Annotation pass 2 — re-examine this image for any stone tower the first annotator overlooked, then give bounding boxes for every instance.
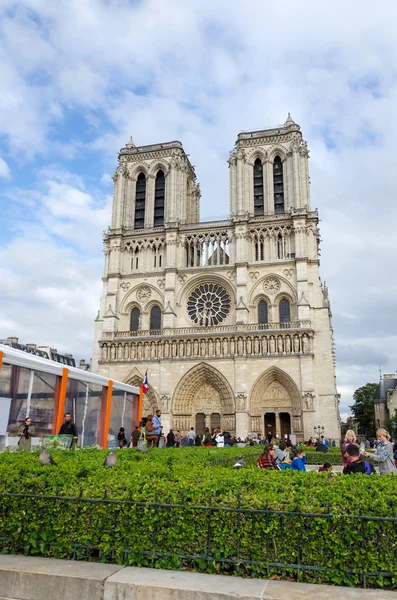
[92,116,341,442]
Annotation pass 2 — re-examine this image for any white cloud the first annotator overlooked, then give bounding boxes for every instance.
[0,157,10,178]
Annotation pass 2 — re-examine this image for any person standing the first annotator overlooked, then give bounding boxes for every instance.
[365,428,397,474]
[187,427,195,446]
[58,413,77,437]
[174,430,181,448]
[17,418,35,451]
[130,426,141,447]
[166,429,175,448]
[152,409,162,447]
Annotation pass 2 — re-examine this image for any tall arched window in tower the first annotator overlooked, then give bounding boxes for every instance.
[130,307,140,332]
[150,305,162,332]
[279,298,291,324]
[154,170,165,227]
[134,172,146,229]
[253,158,264,216]
[273,156,284,214]
[258,300,268,325]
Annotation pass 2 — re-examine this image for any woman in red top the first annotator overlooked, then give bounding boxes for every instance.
[257,444,275,469]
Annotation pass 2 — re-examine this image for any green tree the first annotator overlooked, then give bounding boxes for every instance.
[350,383,378,438]
[384,414,397,437]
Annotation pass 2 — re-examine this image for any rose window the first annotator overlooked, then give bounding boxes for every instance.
[187,283,231,326]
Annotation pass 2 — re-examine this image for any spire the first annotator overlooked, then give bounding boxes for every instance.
[125,136,135,148]
[284,113,295,126]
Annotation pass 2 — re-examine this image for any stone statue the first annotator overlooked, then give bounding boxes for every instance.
[158,343,163,359]
[277,337,284,354]
[124,345,130,360]
[131,344,136,359]
[302,334,309,353]
[261,336,267,354]
[215,339,221,355]
[285,336,291,354]
[208,339,214,356]
[137,344,142,359]
[294,335,300,353]
[102,345,108,360]
[304,393,314,411]
[236,394,246,411]
[269,336,276,354]
[246,337,252,354]
[164,341,170,358]
[230,338,235,355]
[179,340,185,357]
[237,337,244,355]
[144,343,150,359]
[254,337,260,354]
[193,339,199,356]
[110,345,116,360]
[186,340,192,357]
[223,338,229,355]
[171,341,177,357]
[151,342,157,358]
[200,339,206,356]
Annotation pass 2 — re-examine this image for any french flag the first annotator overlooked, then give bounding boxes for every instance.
[141,370,149,393]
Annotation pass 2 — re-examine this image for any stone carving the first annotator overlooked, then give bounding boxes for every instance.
[302,334,309,353]
[283,268,294,278]
[99,332,312,363]
[120,282,131,292]
[160,395,170,412]
[178,274,187,283]
[137,286,152,301]
[292,416,302,431]
[157,279,165,289]
[249,271,260,281]
[236,393,246,411]
[303,392,314,412]
[227,270,236,280]
[263,277,281,295]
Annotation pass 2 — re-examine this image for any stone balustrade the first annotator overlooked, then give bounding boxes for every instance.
[99,328,313,363]
[101,321,311,340]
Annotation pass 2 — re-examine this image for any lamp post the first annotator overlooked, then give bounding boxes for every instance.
[313,425,325,441]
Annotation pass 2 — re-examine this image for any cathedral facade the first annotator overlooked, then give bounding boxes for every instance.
[92,115,341,442]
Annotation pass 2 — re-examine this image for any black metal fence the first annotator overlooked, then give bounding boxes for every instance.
[0,491,396,589]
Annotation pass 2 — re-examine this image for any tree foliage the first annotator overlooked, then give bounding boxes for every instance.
[350,383,378,438]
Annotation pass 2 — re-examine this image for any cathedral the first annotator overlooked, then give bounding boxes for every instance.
[92,115,341,442]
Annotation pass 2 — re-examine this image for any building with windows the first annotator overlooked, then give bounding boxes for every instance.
[373,373,397,430]
[92,115,340,442]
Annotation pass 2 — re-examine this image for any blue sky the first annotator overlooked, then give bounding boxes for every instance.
[1,0,397,419]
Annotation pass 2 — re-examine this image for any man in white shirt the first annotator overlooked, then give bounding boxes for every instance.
[187,427,195,446]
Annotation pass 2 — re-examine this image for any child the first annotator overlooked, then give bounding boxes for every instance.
[318,462,332,472]
[364,428,397,474]
[343,444,375,474]
[291,449,306,471]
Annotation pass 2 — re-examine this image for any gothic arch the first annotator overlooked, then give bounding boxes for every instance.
[250,366,301,417]
[149,161,170,177]
[246,148,267,166]
[248,273,297,307]
[172,362,235,416]
[267,146,288,163]
[130,163,150,179]
[120,283,165,314]
[124,368,159,415]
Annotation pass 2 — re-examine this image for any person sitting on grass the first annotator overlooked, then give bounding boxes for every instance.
[257,444,275,469]
[291,449,306,471]
[343,443,375,475]
[318,462,332,472]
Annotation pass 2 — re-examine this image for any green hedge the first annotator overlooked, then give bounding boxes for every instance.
[0,447,396,588]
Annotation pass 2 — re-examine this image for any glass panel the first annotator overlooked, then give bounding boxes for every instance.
[108,391,138,448]
[130,307,140,332]
[65,379,104,447]
[258,301,268,324]
[279,299,291,323]
[150,306,161,331]
[29,371,57,436]
[6,366,32,435]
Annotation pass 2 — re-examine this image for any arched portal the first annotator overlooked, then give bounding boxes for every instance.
[250,367,302,439]
[125,374,158,418]
[172,363,235,433]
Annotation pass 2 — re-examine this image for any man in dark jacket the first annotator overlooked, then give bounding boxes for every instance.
[58,413,77,437]
[343,444,375,475]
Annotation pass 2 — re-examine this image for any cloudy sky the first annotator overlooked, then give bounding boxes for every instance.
[1,0,396,418]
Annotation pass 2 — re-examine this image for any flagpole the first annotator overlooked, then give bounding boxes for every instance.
[138,386,143,430]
